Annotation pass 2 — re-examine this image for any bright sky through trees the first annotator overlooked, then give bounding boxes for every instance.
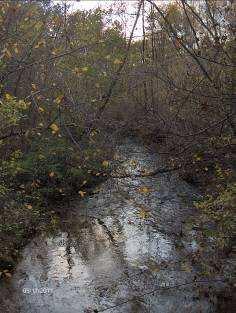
[53,0,171,39]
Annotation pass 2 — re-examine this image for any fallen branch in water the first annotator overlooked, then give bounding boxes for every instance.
[110,164,182,179]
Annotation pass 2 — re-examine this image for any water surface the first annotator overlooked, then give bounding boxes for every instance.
[0,139,219,313]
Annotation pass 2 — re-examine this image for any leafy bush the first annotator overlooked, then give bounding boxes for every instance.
[0,124,110,267]
[193,183,235,249]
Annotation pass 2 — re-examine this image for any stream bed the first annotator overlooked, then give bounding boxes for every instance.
[0,139,227,312]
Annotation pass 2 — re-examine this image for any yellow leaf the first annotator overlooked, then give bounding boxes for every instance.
[194,153,202,161]
[25,204,32,209]
[34,40,45,49]
[5,93,12,101]
[90,130,97,137]
[138,209,150,219]
[54,95,64,104]
[102,160,109,167]
[78,190,86,197]
[5,49,12,58]
[51,47,61,55]
[139,186,150,194]
[31,83,37,90]
[141,169,150,176]
[113,58,122,65]
[82,66,88,72]
[38,106,44,113]
[50,123,59,133]
[49,171,55,178]
[74,67,82,76]
[18,100,28,110]
[130,160,137,166]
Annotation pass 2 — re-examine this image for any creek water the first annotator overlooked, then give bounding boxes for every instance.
[0,139,224,312]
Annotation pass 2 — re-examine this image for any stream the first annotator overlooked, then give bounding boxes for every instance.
[0,139,226,313]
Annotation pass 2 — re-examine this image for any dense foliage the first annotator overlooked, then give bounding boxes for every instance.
[0,0,235,276]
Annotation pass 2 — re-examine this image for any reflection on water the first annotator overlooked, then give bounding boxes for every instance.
[0,140,216,313]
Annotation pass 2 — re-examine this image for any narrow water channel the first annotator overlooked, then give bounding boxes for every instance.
[0,140,223,312]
